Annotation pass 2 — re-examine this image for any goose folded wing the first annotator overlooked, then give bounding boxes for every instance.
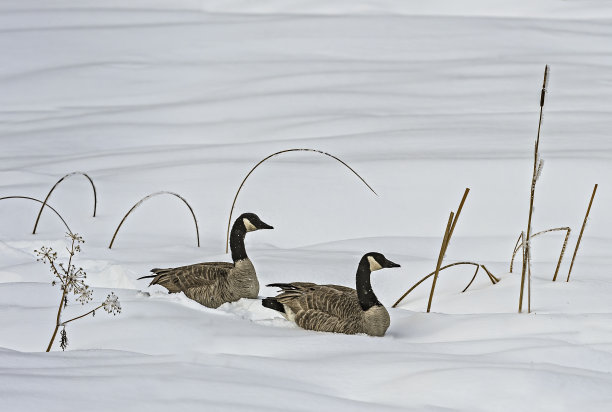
[155,262,233,292]
[283,285,360,320]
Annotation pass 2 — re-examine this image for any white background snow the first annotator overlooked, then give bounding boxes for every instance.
[1,1,611,410]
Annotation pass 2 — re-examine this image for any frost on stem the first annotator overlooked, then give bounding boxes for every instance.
[36,233,121,352]
[536,158,545,182]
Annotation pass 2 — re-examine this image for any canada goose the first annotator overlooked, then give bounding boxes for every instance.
[138,212,273,308]
[262,252,400,336]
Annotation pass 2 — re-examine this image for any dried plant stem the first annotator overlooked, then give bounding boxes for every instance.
[33,172,97,235]
[566,184,598,282]
[61,304,104,326]
[519,65,549,314]
[481,265,499,284]
[426,188,469,312]
[528,255,532,313]
[462,266,480,293]
[510,232,525,273]
[226,148,378,253]
[46,287,67,352]
[47,236,78,352]
[392,261,495,308]
[510,227,571,281]
[0,196,73,235]
[427,212,454,312]
[553,228,571,281]
[108,191,200,249]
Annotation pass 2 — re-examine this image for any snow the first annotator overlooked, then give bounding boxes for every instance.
[1,1,612,410]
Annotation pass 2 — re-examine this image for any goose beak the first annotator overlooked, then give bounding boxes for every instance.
[384,259,401,268]
[259,221,274,230]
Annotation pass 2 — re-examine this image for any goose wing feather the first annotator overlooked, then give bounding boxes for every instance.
[150,262,234,293]
[271,283,362,333]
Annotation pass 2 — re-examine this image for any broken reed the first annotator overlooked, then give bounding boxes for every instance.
[225,148,378,253]
[426,188,470,312]
[33,172,97,235]
[392,260,497,308]
[0,196,74,235]
[519,64,549,314]
[108,191,200,249]
[509,227,571,281]
[566,183,598,282]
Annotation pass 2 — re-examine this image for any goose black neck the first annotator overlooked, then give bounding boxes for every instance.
[356,257,382,311]
[229,222,248,262]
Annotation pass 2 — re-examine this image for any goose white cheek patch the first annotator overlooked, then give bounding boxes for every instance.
[367,256,383,271]
[243,218,257,232]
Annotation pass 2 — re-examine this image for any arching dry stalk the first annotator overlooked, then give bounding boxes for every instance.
[33,172,97,234]
[426,187,469,313]
[392,261,496,308]
[225,148,378,253]
[510,227,571,281]
[108,191,200,249]
[0,196,73,235]
[566,183,598,282]
[461,265,480,293]
[519,65,549,314]
[510,232,525,273]
[481,265,499,284]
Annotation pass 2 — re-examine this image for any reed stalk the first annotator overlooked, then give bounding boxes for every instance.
[225,148,377,253]
[566,184,598,282]
[109,191,200,249]
[426,211,454,312]
[519,65,549,313]
[0,196,73,235]
[392,261,496,308]
[33,172,97,234]
[510,227,571,281]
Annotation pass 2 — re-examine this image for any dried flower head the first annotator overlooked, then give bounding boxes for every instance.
[103,292,121,315]
[60,327,68,351]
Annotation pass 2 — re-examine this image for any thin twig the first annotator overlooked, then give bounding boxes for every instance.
[510,227,571,280]
[481,264,499,283]
[553,228,571,281]
[225,148,377,253]
[0,196,73,235]
[566,184,598,282]
[462,266,480,293]
[108,191,200,249]
[510,232,525,273]
[33,172,97,234]
[392,261,495,308]
[61,304,103,326]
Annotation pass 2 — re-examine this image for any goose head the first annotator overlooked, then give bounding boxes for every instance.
[364,252,401,272]
[238,213,274,233]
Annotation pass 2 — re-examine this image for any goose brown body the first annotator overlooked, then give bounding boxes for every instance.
[147,259,258,308]
[269,282,391,336]
[263,253,400,336]
[139,213,272,309]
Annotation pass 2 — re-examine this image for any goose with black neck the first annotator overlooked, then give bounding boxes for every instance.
[138,212,273,308]
[262,252,400,336]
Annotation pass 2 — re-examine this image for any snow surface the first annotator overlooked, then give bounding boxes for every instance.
[1,1,612,411]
